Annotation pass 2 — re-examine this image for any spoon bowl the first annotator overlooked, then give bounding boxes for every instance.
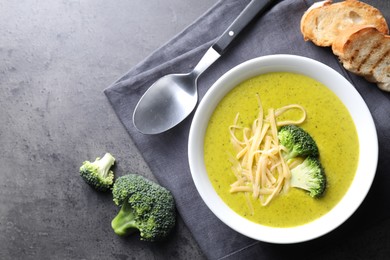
[133,73,198,135]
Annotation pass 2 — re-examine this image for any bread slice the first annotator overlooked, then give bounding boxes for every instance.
[301,0,389,47]
[332,25,390,90]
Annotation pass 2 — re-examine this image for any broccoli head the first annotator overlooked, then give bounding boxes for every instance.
[290,156,326,198]
[278,125,319,159]
[111,174,176,242]
[79,153,115,192]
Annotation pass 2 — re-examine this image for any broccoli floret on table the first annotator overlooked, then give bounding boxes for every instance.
[290,156,326,198]
[79,153,115,192]
[278,125,319,159]
[111,174,176,242]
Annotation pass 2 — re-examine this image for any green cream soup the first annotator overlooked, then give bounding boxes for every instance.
[204,72,359,227]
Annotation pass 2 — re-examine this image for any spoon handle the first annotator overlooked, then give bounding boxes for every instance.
[212,0,277,54]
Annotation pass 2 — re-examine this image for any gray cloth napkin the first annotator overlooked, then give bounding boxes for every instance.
[104,0,390,259]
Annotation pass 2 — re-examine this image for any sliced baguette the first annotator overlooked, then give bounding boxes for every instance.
[332,25,390,90]
[332,26,390,75]
[301,0,389,47]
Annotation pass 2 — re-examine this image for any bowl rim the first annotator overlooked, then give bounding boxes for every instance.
[188,54,378,244]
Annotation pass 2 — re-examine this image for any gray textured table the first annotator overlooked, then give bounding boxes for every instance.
[0,0,216,259]
[1,0,390,260]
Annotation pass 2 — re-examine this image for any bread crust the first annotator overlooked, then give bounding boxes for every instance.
[301,0,389,47]
[378,82,390,91]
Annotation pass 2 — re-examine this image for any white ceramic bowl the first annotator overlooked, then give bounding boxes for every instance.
[188,54,378,244]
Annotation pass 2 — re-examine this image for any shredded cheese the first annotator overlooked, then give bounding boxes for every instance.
[229,95,307,209]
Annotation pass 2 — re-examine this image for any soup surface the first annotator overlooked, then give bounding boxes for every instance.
[204,72,359,227]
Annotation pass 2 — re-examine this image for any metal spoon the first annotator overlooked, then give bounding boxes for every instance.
[133,0,276,134]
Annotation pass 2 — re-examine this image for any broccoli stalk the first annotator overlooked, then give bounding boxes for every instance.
[111,200,138,236]
[290,156,326,198]
[278,125,319,159]
[111,174,176,242]
[79,153,115,192]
